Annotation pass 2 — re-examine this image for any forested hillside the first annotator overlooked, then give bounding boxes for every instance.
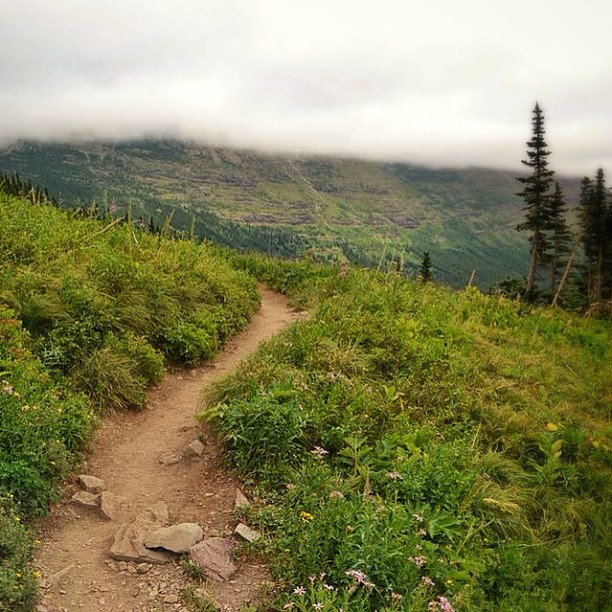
[0,140,582,289]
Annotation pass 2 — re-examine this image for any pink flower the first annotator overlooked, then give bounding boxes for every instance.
[412,513,424,522]
[323,583,334,591]
[421,576,435,587]
[437,596,455,612]
[283,604,294,610]
[409,555,427,567]
[311,446,329,458]
[293,586,305,595]
[313,603,324,610]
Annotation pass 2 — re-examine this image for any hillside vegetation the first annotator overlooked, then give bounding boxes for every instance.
[0,139,585,289]
[0,193,259,610]
[203,256,611,611]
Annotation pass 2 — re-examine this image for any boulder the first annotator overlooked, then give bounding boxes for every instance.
[99,491,125,521]
[144,523,203,553]
[77,475,105,493]
[189,538,237,582]
[184,439,205,459]
[70,491,100,508]
[234,522,261,543]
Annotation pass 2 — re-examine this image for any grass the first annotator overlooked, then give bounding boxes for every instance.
[202,256,611,610]
[0,193,261,609]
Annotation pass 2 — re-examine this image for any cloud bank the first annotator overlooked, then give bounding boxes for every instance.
[1,0,611,174]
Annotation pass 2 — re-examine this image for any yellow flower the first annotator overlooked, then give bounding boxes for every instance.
[300,511,314,523]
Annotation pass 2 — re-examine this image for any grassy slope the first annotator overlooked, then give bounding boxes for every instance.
[0,140,581,289]
[0,193,259,610]
[203,256,611,611]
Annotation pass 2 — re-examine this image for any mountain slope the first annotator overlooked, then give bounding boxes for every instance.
[0,139,582,288]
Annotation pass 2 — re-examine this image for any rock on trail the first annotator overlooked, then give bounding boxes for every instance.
[35,288,297,612]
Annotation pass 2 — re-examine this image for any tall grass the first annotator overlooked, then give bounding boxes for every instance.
[0,193,261,609]
[203,260,611,610]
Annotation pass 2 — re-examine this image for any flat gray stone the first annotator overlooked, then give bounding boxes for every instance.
[70,490,100,508]
[77,475,105,493]
[144,523,203,553]
[108,520,173,564]
[184,439,205,459]
[235,489,250,511]
[234,522,261,543]
[189,538,237,582]
[99,491,125,521]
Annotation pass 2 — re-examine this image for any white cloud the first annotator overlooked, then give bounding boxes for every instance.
[0,0,611,174]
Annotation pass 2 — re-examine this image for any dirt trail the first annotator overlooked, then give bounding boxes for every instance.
[36,288,297,612]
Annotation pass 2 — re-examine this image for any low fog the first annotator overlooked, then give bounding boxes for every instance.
[1,0,611,174]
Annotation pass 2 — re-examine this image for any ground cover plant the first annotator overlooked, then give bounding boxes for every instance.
[203,259,611,610]
[0,192,260,609]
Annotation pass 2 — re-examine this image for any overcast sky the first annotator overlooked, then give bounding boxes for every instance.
[0,0,610,174]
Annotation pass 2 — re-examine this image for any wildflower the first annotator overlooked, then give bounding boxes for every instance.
[421,576,435,587]
[386,471,403,480]
[293,586,306,595]
[311,446,329,458]
[319,572,326,580]
[313,604,324,610]
[437,596,455,612]
[285,483,296,490]
[418,528,428,537]
[412,513,424,522]
[1,382,14,395]
[391,592,403,602]
[346,569,372,586]
[409,555,426,567]
[346,570,368,584]
[309,575,317,583]
[283,603,294,609]
[300,511,314,523]
[329,490,345,500]
[428,596,455,612]
[323,583,335,591]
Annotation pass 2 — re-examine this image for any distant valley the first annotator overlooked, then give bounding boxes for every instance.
[0,139,582,288]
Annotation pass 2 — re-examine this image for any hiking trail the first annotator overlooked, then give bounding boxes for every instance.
[35,287,297,612]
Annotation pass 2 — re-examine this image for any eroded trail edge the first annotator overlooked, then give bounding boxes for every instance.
[36,288,297,612]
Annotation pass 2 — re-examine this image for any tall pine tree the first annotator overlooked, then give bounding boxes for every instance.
[548,182,573,299]
[516,103,555,300]
[578,169,608,303]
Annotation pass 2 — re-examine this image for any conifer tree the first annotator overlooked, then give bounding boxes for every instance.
[548,182,573,298]
[419,251,432,283]
[516,103,555,300]
[578,169,608,303]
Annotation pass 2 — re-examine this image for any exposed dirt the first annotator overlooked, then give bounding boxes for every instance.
[35,288,297,612]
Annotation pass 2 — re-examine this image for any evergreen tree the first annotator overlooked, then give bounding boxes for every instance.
[419,251,432,283]
[548,182,573,299]
[516,103,555,300]
[578,169,608,303]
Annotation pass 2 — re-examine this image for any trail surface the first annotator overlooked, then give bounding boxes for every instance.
[36,288,296,612]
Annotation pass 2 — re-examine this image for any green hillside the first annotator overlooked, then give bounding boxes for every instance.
[204,255,612,611]
[0,140,582,289]
[0,193,259,610]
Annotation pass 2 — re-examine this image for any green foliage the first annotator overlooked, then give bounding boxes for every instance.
[0,495,37,612]
[0,192,261,610]
[0,193,259,408]
[204,267,612,610]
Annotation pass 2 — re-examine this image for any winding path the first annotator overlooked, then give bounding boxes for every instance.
[36,288,296,612]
